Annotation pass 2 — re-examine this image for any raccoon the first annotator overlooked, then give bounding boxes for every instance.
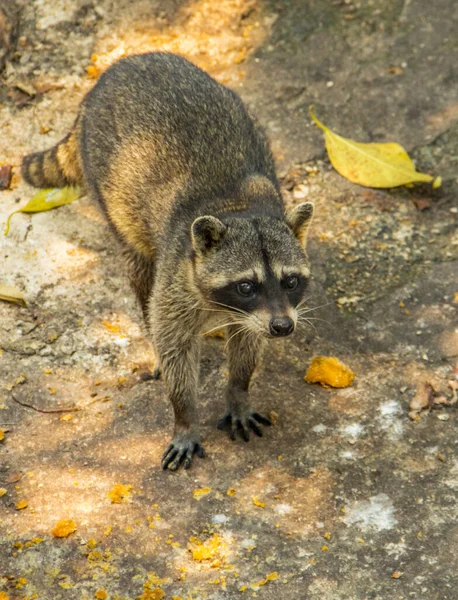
[22,52,314,471]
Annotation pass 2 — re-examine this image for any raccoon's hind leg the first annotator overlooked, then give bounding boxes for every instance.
[122,248,161,378]
[122,248,156,322]
[217,326,271,441]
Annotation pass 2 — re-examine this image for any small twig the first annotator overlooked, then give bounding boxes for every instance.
[11,393,80,413]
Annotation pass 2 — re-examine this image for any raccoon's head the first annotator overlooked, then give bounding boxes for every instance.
[191,203,314,338]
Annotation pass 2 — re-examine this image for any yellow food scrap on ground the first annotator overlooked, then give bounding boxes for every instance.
[269,410,279,425]
[86,65,100,79]
[0,488,7,497]
[52,519,77,538]
[95,591,108,599]
[15,500,28,510]
[239,586,248,592]
[189,534,222,561]
[107,483,133,504]
[305,356,355,388]
[252,496,265,508]
[60,413,73,421]
[266,572,279,581]
[0,429,4,441]
[391,570,403,579]
[324,532,332,540]
[227,488,237,497]
[192,487,212,500]
[104,525,112,537]
[15,578,27,588]
[137,589,165,600]
[102,320,121,333]
[59,581,74,589]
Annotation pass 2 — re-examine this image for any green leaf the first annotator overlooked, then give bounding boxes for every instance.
[4,186,81,235]
[310,107,438,188]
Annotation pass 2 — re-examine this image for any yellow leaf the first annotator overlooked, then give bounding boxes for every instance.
[310,107,436,188]
[305,356,355,388]
[52,519,77,538]
[4,186,81,235]
[15,500,28,510]
[0,488,7,497]
[0,284,26,306]
[192,487,212,500]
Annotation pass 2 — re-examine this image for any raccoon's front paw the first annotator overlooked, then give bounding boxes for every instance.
[161,432,205,471]
[217,410,271,442]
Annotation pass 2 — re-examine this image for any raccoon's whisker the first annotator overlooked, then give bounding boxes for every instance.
[297,318,317,333]
[200,320,246,337]
[208,300,251,317]
[296,296,313,311]
[223,323,258,352]
[297,300,334,315]
[297,316,330,324]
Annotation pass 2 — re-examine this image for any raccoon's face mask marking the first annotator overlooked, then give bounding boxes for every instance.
[191,203,314,338]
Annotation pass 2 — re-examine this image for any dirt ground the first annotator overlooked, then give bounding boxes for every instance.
[0,1,457,599]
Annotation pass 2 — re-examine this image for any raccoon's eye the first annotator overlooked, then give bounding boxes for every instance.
[285,275,298,290]
[237,281,255,297]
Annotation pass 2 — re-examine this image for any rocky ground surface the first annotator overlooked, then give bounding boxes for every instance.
[0,1,457,599]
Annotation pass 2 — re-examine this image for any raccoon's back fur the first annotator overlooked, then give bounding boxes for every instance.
[23,52,279,257]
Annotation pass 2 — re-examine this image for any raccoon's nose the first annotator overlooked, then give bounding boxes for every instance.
[269,317,294,337]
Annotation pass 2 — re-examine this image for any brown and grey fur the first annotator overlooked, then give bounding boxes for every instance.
[22,52,314,470]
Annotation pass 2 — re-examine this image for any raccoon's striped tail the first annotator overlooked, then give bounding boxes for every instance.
[21,126,83,188]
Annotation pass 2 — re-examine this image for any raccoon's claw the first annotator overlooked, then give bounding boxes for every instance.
[161,435,205,471]
[217,411,271,442]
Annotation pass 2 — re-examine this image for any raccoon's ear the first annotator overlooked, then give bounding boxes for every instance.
[286,202,314,246]
[191,216,227,254]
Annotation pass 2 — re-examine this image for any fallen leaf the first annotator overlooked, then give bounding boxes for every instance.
[7,472,23,483]
[0,165,12,190]
[4,186,81,235]
[0,284,26,306]
[413,198,430,211]
[15,500,28,510]
[52,519,77,538]
[192,487,212,500]
[408,382,435,420]
[305,356,355,388]
[0,488,7,497]
[310,107,437,188]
